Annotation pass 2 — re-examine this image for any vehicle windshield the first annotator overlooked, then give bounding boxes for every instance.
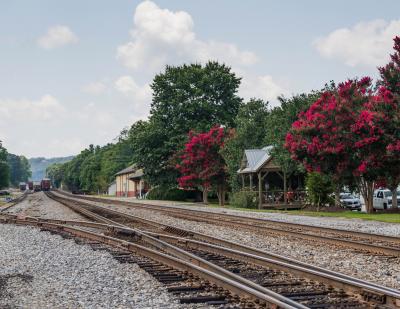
[340,193,354,199]
[384,191,392,197]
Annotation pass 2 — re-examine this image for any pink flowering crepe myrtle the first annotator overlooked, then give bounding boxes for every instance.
[175,125,232,205]
[285,76,399,213]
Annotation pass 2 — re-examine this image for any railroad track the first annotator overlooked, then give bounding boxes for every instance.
[35,191,400,308]
[0,215,284,308]
[56,191,400,257]
[0,192,28,212]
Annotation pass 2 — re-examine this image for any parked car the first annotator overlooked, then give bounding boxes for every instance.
[340,193,362,211]
[373,189,400,210]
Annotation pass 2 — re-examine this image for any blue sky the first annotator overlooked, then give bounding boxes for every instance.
[1,0,399,157]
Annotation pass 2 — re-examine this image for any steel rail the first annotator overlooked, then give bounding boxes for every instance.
[1,215,304,309]
[41,194,400,307]
[40,194,309,308]
[45,192,400,295]
[52,191,400,257]
[3,212,400,308]
[62,191,400,245]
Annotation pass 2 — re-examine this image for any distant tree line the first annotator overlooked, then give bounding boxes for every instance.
[48,38,400,213]
[0,141,31,189]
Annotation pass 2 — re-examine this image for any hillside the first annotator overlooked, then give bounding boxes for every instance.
[29,156,74,181]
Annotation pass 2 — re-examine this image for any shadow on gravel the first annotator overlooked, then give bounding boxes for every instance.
[0,273,34,308]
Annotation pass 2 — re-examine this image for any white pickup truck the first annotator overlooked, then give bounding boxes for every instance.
[373,189,400,210]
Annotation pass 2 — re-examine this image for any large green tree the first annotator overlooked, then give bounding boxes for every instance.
[7,153,31,186]
[222,99,270,191]
[136,61,242,186]
[46,163,65,188]
[0,141,9,189]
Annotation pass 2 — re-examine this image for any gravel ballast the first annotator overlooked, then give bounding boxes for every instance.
[63,194,400,290]
[0,224,197,309]
[116,207,400,289]
[1,193,211,308]
[103,196,400,237]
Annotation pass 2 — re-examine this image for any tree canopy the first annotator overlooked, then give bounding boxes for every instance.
[134,61,243,186]
[222,99,270,191]
[0,141,9,189]
[7,154,31,186]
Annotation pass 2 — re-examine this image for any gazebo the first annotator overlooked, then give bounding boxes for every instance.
[237,146,305,209]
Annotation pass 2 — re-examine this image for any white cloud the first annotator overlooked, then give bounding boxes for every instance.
[0,95,65,121]
[116,1,286,108]
[314,19,400,67]
[82,82,107,95]
[115,76,151,106]
[240,74,286,106]
[117,1,258,73]
[0,94,128,157]
[37,25,78,49]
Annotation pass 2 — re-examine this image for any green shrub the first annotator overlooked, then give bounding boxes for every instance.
[229,189,259,209]
[306,172,334,209]
[147,186,187,201]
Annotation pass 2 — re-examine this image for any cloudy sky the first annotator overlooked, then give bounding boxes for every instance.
[1,0,399,158]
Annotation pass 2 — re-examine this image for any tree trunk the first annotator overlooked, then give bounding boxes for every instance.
[391,187,398,209]
[258,172,262,209]
[218,184,226,207]
[202,187,208,204]
[360,179,374,213]
[283,171,287,204]
[335,185,341,208]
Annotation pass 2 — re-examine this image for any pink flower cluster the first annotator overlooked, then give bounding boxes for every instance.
[285,76,399,179]
[176,126,230,189]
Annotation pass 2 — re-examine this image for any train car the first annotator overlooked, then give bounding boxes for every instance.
[19,182,27,191]
[28,181,33,191]
[33,181,41,192]
[41,178,51,191]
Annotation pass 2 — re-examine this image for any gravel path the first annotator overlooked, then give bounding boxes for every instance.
[63,194,400,290]
[1,193,210,308]
[101,196,400,237]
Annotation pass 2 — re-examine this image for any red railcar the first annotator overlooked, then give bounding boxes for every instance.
[28,181,33,191]
[41,178,51,191]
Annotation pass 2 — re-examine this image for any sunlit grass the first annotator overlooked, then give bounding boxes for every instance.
[205,204,400,223]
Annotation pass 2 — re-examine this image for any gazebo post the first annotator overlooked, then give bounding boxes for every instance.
[249,174,253,190]
[258,171,262,209]
[241,174,245,189]
[283,170,287,204]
